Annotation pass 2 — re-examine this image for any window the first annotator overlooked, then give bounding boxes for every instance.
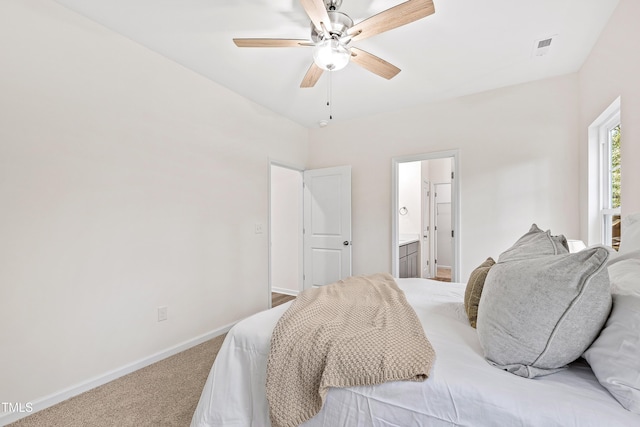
[599,112,621,249]
[587,97,621,249]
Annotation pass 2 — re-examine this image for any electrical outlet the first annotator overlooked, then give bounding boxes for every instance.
[255,223,263,234]
[158,306,168,322]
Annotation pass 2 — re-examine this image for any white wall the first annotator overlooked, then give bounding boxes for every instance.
[4,0,637,418]
[425,158,453,185]
[270,165,302,294]
[308,74,581,281]
[0,0,307,410]
[398,162,422,239]
[578,0,640,237]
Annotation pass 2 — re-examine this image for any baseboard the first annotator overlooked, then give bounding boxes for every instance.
[271,287,299,296]
[0,322,235,426]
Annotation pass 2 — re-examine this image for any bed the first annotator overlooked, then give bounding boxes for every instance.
[191,279,640,427]
[191,276,639,426]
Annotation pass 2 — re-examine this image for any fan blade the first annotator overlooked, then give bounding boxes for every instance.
[233,38,311,48]
[300,63,324,88]
[351,47,401,80]
[300,0,332,34]
[349,0,435,42]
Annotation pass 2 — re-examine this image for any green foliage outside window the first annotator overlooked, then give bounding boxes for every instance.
[611,124,621,208]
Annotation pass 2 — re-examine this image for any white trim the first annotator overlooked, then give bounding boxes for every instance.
[421,178,431,278]
[0,323,234,425]
[587,97,621,246]
[392,150,461,282]
[271,287,299,296]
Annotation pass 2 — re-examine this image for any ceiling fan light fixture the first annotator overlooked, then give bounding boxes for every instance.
[233,0,436,88]
[313,38,351,71]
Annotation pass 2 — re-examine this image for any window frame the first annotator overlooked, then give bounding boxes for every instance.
[589,101,621,248]
[587,97,621,248]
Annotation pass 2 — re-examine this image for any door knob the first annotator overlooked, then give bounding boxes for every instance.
[343,241,350,246]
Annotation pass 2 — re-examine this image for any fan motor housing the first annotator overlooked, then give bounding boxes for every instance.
[311,11,354,42]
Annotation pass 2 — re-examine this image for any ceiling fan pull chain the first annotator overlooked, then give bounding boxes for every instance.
[327,71,333,120]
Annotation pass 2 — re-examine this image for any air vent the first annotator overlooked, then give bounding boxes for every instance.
[533,35,556,57]
[538,38,552,48]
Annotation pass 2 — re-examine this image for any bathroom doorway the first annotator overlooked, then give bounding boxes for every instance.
[392,150,459,282]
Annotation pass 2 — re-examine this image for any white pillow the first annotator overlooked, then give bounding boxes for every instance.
[583,257,640,414]
[608,253,640,294]
[619,212,640,254]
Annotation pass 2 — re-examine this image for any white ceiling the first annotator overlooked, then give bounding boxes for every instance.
[53,0,619,128]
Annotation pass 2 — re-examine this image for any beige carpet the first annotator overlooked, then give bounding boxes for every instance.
[8,335,225,427]
[9,293,296,427]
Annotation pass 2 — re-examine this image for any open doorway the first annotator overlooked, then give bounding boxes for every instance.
[269,162,353,306]
[269,163,303,301]
[392,151,459,282]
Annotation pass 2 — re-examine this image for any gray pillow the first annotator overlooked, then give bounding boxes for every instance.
[498,224,569,263]
[477,247,611,378]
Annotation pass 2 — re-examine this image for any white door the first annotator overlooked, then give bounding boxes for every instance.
[434,182,452,274]
[303,166,352,288]
[421,179,431,278]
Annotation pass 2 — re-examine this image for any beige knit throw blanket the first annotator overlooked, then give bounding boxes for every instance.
[266,273,436,427]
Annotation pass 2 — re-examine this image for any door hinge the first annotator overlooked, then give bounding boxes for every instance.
[451,171,454,179]
[451,230,454,238]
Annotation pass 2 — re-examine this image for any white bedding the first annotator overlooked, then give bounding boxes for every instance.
[191,278,640,426]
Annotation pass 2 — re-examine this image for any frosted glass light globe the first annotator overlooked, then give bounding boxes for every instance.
[313,39,351,71]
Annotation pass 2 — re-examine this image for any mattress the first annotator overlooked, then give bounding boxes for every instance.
[191,278,639,426]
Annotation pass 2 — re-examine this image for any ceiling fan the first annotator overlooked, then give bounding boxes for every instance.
[233,0,436,88]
